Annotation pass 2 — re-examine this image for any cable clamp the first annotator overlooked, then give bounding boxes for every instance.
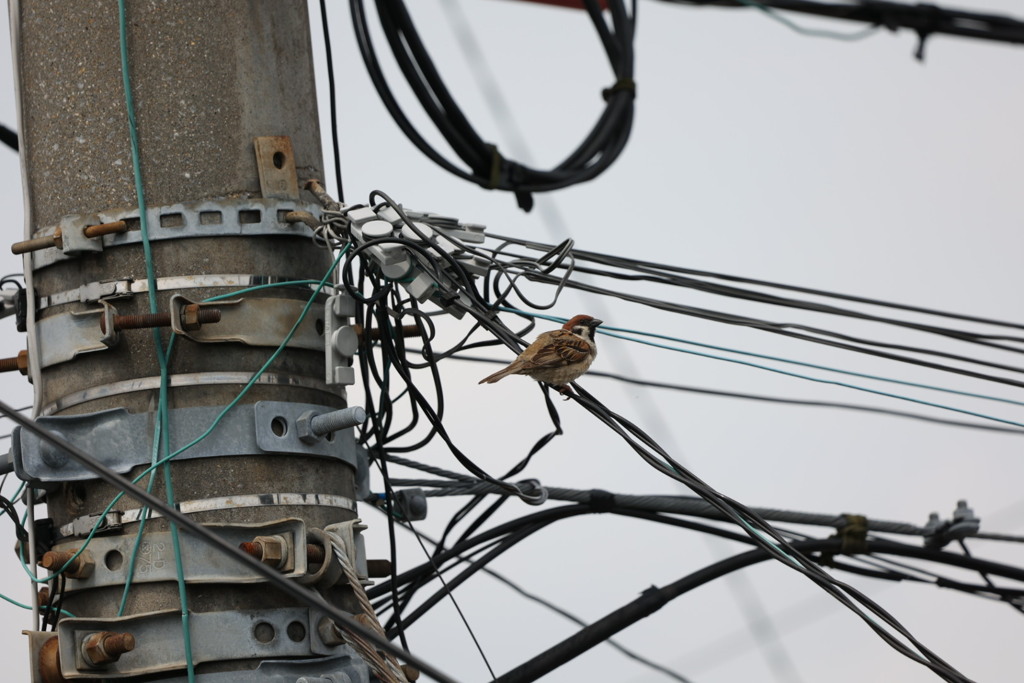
[486,144,504,190]
[834,513,869,554]
[923,499,980,548]
[602,77,636,101]
[58,511,124,539]
[588,489,616,513]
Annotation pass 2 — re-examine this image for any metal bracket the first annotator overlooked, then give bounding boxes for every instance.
[31,198,319,271]
[57,607,348,678]
[34,301,120,369]
[346,205,488,319]
[59,213,107,255]
[324,293,357,386]
[170,294,323,351]
[324,519,369,585]
[254,136,300,200]
[168,294,230,335]
[58,493,357,539]
[39,274,317,311]
[152,652,371,683]
[14,401,358,484]
[54,519,309,591]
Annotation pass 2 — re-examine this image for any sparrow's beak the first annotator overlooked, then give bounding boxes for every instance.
[591,319,604,327]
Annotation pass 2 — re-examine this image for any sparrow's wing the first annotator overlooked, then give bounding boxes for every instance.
[522,330,591,369]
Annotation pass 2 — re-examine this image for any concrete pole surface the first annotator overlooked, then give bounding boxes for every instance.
[12,0,361,678]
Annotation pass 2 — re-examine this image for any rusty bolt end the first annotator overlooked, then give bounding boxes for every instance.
[39,550,73,570]
[239,541,263,560]
[306,543,326,565]
[400,664,421,681]
[83,631,135,667]
[38,636,62,683]
[83,220,128,239]
[40,549,94,579]
[180,304,221,332]
[366,559,393,578]
[16,350,28,375]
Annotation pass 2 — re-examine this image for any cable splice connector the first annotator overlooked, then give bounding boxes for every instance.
[923,499,981,548]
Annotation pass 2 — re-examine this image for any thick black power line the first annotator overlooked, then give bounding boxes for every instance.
[492,537,1024,683]
[0,124,17,152]
[0,399,460,683]
[665,0,1024,48]
[318,0,345,203]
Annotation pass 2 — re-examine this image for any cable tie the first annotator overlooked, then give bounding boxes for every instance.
[486,144,504,190]
[835,514,870,555]
[602,77,636,102]
[588,489,617,513]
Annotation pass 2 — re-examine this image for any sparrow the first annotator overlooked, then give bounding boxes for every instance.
[479,315,603,389]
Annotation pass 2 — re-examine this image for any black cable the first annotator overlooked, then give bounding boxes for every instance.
[517,268,1024,390]
[0,399,460,683]
[369,504,695,683]
[442,352,1024,434]
[561,383,969,681]
[490,232,1024,333]
[492,537,1019,683]
[349,0,636,208]
[318,0,345,203]
[0,494,28,543]
[663,0,1024,47]
[376,456,411,651]
[0,124,17,152]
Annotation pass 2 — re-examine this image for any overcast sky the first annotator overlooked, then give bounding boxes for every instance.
[2,1,1024,682]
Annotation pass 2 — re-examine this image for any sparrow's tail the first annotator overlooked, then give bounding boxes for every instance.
[478,366,515,384]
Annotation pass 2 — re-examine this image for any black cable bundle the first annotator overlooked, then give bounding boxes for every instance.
[350,0,636,211]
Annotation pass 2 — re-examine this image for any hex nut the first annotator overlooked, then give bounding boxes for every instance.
[39,549,94,580]
[180,303,201,331]
[82,631,135,667]
[253,534,289,569]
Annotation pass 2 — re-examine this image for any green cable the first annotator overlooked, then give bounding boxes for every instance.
[117,1,194,677]
[22,271,347,587]
[113,278,337,641]
[0,590,74,618]
[502,308,1024,429]
[115,281,321,612]
[736,0,880,41]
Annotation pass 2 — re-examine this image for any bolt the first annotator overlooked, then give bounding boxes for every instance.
[82,631,135,667]
[309,406,367,437]
[239,535,289,569]
[307,543,326,565]
[38,586,49,604]
[351,323,421,340]
[82,220,128,240]
[401,664,422,681]
[0,349,28,375]
[99,308,220,334]
[39,549,94,579]
[38,636,63,683]
[11,220,127,255]
[239,541,263,560]
[317,617,346,647]
[11,235,59,255]
[366,559,392,577]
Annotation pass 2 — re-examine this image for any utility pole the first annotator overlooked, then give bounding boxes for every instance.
[10,2,376,680]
